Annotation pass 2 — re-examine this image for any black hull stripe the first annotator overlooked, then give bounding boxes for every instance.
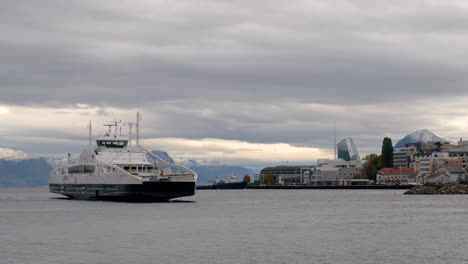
[49,182,196,201]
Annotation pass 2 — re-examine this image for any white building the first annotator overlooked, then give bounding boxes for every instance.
[413,153,431,173]
[393,146,417,168]
[435,166,466,183]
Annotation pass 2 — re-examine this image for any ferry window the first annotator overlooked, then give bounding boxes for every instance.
[84,165,95,173]
[97,140,128,148]
[68,165,95,174]
[68,166,83,174]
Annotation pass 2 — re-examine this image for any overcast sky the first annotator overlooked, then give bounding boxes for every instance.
[2,0,468,169]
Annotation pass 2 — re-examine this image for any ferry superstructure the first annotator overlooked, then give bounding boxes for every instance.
[48,113,197,201]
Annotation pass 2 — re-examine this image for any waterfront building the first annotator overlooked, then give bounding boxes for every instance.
[339,167,361,179]
[376,168,416,185]
[337,138,361,163]
[430,157,465,172]
[413,169,465,184]
[412,173,451,184]
[260,163,362,186]
[413,152,431,172]
[393,146,417,168]
[435,166,467,183]
[260,166,315,185]
[318,158,361,168]
[317,159,349,168]
[259,137,363,185]
[309,167,339,185]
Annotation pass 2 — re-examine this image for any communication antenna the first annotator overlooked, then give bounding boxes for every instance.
[88,121,92,147]
[104,124,113,135]
[136,112,141,146]
[103,121,119,137]
[127,122,134,147]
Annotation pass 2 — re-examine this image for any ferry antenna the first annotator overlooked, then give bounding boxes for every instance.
[127,122,134,147]
[88,121,92,147]
[103,124,113,135]
[103,121,119,136]
[136,112,141,146]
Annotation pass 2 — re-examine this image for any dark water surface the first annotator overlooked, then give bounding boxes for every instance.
[1,188,468,264]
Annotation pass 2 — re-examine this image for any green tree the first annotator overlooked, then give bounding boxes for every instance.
[261,173,275,185]
[381,137,394,168]
[242,175,251,182]
[362,154,382,182]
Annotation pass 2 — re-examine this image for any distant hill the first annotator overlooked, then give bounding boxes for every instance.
[395,129,450,148]
[0,148,53,187]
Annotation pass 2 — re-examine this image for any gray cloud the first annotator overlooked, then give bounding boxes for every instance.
[2,1,468,162]
[2,1,468,104]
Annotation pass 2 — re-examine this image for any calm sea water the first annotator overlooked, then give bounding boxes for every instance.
[1,188,467,264]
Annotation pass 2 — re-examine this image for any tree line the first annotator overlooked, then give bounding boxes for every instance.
[360,137,394,181]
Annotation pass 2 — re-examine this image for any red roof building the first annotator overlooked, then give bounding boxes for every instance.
[379,168,414,174]
[377,168,416,184]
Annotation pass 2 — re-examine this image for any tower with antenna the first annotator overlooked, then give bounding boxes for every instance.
[334,121,337,159]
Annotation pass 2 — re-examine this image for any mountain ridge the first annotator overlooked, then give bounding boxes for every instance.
[0,157,53,187]
[0,147,34,161]
[395,129,450,148]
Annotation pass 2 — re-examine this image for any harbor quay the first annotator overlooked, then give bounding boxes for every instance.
[246,185,413,190]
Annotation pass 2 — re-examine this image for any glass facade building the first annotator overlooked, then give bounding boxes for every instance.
[337,138,360,162]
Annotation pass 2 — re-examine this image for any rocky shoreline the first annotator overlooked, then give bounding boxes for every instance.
[404,184,468,194]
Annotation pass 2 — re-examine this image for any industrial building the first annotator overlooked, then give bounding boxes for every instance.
[259,137,367,185]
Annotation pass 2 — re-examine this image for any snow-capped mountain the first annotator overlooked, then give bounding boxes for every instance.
[395,129,450,148]
[0,147,53,187]
[0,148,32,161]
[172,157,224,168]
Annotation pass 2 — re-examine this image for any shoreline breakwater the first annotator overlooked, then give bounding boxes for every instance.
[404,184,468,194]
[245,185,413,190]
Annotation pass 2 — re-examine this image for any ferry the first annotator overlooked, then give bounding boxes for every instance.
[48,113,197,201]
